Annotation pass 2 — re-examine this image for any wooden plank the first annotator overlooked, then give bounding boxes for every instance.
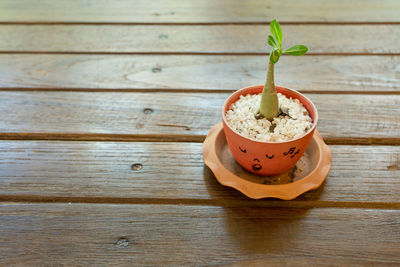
[0,140,399,205]
[1,25,399,54]
[1,204,399,265]
[0,55,398,92]
[0,0,399,23]
[0,92,398,142]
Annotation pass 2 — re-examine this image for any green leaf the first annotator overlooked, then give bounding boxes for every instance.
[269,48,281,64]
[270,19,282,48]
[283,45,308,56]
[267,35,278,48]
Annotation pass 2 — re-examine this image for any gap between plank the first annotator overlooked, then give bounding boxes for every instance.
[0,88,399,95]
[0,51,398,56]
[1,195,400,209]
[0,133,399,145]
[1,22,400,25]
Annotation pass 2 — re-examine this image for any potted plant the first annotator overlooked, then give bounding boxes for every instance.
[222,19,318,176]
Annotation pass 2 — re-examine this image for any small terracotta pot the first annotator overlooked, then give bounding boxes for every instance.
[222,85,318,176]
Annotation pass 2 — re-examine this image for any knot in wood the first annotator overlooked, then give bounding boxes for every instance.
[116,237,129,248]
[131,163,143,171]
[152,67,162,73]
[143,108,153,114]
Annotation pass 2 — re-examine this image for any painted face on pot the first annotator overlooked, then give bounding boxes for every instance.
[237,144,303,174]
[252,158,262,171]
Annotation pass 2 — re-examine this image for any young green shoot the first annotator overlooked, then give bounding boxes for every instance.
[259,19,308,121]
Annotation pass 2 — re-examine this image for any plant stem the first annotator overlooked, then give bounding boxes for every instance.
[259,60,279,121]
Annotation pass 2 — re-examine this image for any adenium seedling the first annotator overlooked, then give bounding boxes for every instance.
[259,19,308,121]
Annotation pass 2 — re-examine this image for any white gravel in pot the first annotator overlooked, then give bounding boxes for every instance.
[225,93,313,142]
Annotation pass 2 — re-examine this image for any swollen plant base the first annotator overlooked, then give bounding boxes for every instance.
[225,93,313,142]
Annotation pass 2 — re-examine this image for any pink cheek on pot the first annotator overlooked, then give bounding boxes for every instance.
[283,147,301,159]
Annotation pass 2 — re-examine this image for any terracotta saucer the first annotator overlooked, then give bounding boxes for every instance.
[203,123,332,200]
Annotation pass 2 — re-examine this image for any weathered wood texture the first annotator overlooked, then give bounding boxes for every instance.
[0,92,398,142]
[0,55,398,92]
[0,0,399,265]
[0,0,399,23]
[1,204,399,266]
[0,141,399,205]
[2,25,399,54]
[222,258,400,267]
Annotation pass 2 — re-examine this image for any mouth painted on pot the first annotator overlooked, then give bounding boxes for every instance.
[252,158,262,171]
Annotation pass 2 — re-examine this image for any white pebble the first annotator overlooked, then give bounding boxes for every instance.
[225,93,313,142]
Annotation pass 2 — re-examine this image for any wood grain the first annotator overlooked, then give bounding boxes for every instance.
[1,203,399,265]
[0,92,398,142]
[1,25,400,54]
[220,258,400,267]
[0,1,398,265]
[0,141,399,205]
[0,54,398,92]
[0,0,399,23]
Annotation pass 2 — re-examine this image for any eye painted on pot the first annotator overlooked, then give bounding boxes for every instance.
[265,154,275,159]
[239,146,247,153]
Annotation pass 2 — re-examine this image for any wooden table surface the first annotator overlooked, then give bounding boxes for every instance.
[1,1,400,266]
